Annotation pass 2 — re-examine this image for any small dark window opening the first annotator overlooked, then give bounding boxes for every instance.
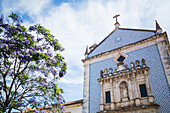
[139,84,148,97]
[117,56,125,62]
[105,91,111,103]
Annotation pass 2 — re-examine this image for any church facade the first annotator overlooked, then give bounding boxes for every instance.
[82,17,170,113]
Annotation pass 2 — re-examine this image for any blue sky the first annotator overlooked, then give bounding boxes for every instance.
[1,0,170,103]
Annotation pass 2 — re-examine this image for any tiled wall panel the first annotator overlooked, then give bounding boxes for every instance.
[89,45,170,113]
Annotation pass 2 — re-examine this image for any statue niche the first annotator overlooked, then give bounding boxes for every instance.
[119,81,129,101]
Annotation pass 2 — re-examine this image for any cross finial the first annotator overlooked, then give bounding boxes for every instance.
[113,14,120,28]
[113,14,120,22]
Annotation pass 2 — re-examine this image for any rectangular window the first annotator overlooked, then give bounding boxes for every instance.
[105,91,111,103]
[139,84,148,97]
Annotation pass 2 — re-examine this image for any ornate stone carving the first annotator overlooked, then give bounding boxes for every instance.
[109,68,113,76]
[141,58,147,68]
[104,68,108,77]
[130,62,135,70]
[120,82,129,101]
[136,60,141,69]
[100,70,104,78]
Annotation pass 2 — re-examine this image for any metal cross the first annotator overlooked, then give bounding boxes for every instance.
[113,14,120,22]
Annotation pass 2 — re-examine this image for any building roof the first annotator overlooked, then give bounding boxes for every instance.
[88,28,156,57]
[62,99,83,106]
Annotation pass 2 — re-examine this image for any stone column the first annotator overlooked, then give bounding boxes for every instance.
[144,68,154,104]
[82,62,90,113]
[132,71,140,106]
[113,81,117,102]
[100,80,104,111]
[110,78,115,109]
[128,75,134,106]
[115,78,121,108]
[156,40,170,87]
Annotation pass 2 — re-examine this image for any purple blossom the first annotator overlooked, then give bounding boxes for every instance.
[29,51,33,55]
[0,39,4,43]
[24,40,30,44]
[59,94,62,99]
[23,59,27,62]
[36,46,40,50]
[50,43,53,46]
[29,26,35,30]
[43,32,48,36]
[47,52,53,57]
[18,103,23,106]
[2,44,8,47]
[6,40,10,43]
[31,36,34,40]
[37,38,42,42]
[19,54,24,58]
[38,76,41,79]
[48,85,52,88]
[56,76,59,79]
[37,66,40,70]
[34,109,39,113]
[23,32,26,36]
[41,110,45,113]
[54,107,56,111]
[30,46,35,51]
[5,65,9,68]
[9,44,14,47]
[16,23,20,26]
[48,106,52,109]
[30,97,36,103]
[42,83,47,87]
[15,52,18,54]
[24,55,29,57]
[42,70,45,73]
[21,49,24,52]
[18,27,22,32]
[28,58,32,61]
[61,105,64,109]
[12,40,17,43]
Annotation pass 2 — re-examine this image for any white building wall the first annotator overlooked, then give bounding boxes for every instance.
[65,104,82,113]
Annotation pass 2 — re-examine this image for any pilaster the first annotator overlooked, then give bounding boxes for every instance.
[100,81,104,111]
[110,79,115,109]
[83,61,90,113]
[156,40,170,86]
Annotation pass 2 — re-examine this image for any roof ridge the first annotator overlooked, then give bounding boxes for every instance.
[119,27,156,32]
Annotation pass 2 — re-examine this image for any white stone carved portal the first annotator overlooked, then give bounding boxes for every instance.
[98,59,158,112]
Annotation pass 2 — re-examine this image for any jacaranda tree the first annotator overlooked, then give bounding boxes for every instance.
[0,13,67,113]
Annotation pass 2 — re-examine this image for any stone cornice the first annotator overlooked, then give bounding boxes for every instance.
[82,32,167,63]
[98,67,150,82]
[97,104,160,113]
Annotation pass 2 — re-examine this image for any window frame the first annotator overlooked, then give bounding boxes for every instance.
[113,53,128,63]
[139,84,148,98]
[105,91,111,103]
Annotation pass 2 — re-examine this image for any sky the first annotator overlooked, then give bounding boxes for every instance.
[0,0,170,103]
